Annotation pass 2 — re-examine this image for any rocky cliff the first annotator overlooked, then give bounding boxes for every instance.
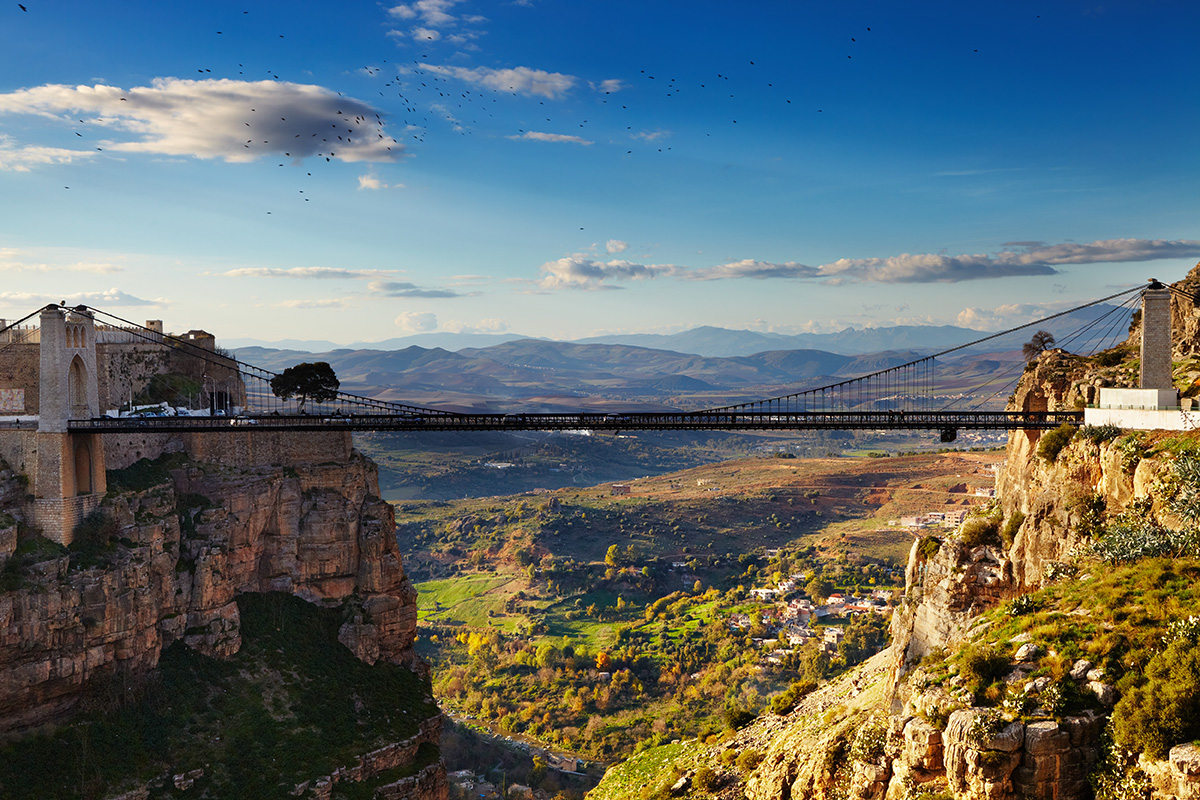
[0,446,444,797]
[633,263,1200,800]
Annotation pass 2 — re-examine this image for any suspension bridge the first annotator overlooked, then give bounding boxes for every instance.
[0,284,1159,441]
[0,282,1177,543]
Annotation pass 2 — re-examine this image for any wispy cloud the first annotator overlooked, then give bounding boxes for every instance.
[358,173,403,190]
[0,288,164,307]
[509,131,592,145]
[368,280,460,298]
[423,64,576,99]
[538,255,675,290]
[815,238,1200,283]
[534,238,1200,290]
[274,298,349,309]
[222,267,384,279]
[593,79,623,93]
[688,259,819,281]
[605,240,628,254]
[0,79,400,166]
[0,135,96,172]
[0,248,122,273]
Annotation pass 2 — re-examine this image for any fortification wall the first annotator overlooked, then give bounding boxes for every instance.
[0,344,40,415]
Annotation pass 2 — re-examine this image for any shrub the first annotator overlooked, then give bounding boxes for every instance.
[1113,636,1200,759]
[960,516,1001,547]
[1037,423,1077,463]
[1092,348,1128,368]
[770,679,816,715]
[850,719,887,762]
[999,512,1024,549]
[958,644,1009,696]
[1088,523,1200,564]
[724,706,756,731]
[917,536,941,560]
[1080,424,1123,444]
[736,747,764,772]
[1007,594,1039,616]
[693,766,721,792]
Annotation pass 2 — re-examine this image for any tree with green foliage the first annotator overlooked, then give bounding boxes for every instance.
[806,575,835,604]
[269,362,340,412]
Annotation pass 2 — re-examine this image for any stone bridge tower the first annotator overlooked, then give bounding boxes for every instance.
[32,306,106,543]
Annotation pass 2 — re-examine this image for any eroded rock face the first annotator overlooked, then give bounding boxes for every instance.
[0,450,420,735]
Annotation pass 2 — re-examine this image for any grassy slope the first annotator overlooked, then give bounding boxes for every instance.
[0,593,438,800]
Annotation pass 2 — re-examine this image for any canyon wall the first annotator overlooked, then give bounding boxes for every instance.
[0,448,420,734]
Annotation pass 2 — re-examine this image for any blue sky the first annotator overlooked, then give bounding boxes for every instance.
[1,0,1198,344]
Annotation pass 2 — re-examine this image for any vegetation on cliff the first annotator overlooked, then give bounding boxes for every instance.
[0,592,438,799]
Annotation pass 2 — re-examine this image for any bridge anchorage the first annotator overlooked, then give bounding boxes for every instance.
[0,282,1170,542]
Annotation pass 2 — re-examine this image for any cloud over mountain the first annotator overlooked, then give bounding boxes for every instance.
[538,255,675,290]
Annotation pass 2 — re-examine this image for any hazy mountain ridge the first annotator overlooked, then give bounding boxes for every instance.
[227,304,1132,360]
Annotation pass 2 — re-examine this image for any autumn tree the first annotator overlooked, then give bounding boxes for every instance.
[269,361,340,412]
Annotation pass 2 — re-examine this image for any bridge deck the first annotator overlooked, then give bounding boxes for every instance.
[59,410,1082,434]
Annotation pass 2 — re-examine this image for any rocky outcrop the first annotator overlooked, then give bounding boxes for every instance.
[0,450,420,735]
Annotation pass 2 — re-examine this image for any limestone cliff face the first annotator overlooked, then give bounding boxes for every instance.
[0,450,420,736]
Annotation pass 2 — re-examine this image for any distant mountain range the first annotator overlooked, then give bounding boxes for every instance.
[225,303,1132,359]
[228,304,1133,412]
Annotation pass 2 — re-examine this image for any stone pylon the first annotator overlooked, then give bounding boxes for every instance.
[32,306,106,544]
[1140,281,1174,391]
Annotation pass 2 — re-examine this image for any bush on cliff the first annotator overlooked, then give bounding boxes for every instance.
[1036,423,1077,463]
[1113,635,1200,759]
[957,643,1009,698]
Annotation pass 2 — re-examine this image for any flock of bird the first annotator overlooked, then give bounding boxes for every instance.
[15,3,990,222]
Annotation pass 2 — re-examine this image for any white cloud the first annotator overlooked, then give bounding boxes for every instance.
[632,129,670,142]
[0,79,401,165]
[358,173,403,190]
[0,135,96,172]
[594,79,623,93]
[539,255,674,290]
[388,0,460,27]
[222,267,382,279]
[274,298,348,309]
[395,311,438,332]
[444,318,509,334]
[509,131,592,145]
[423,64,575,98]
[955,301,1079,330]
[412,26,441,42]
[605,240,628,254]
[0,248,121,273]
[0,288,164,307]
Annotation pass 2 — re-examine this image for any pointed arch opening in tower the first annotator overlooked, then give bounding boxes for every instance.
[74,440,92,495]
[68,355,88,418]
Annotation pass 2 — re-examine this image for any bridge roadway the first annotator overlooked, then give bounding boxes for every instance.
[64,409,1083,434]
